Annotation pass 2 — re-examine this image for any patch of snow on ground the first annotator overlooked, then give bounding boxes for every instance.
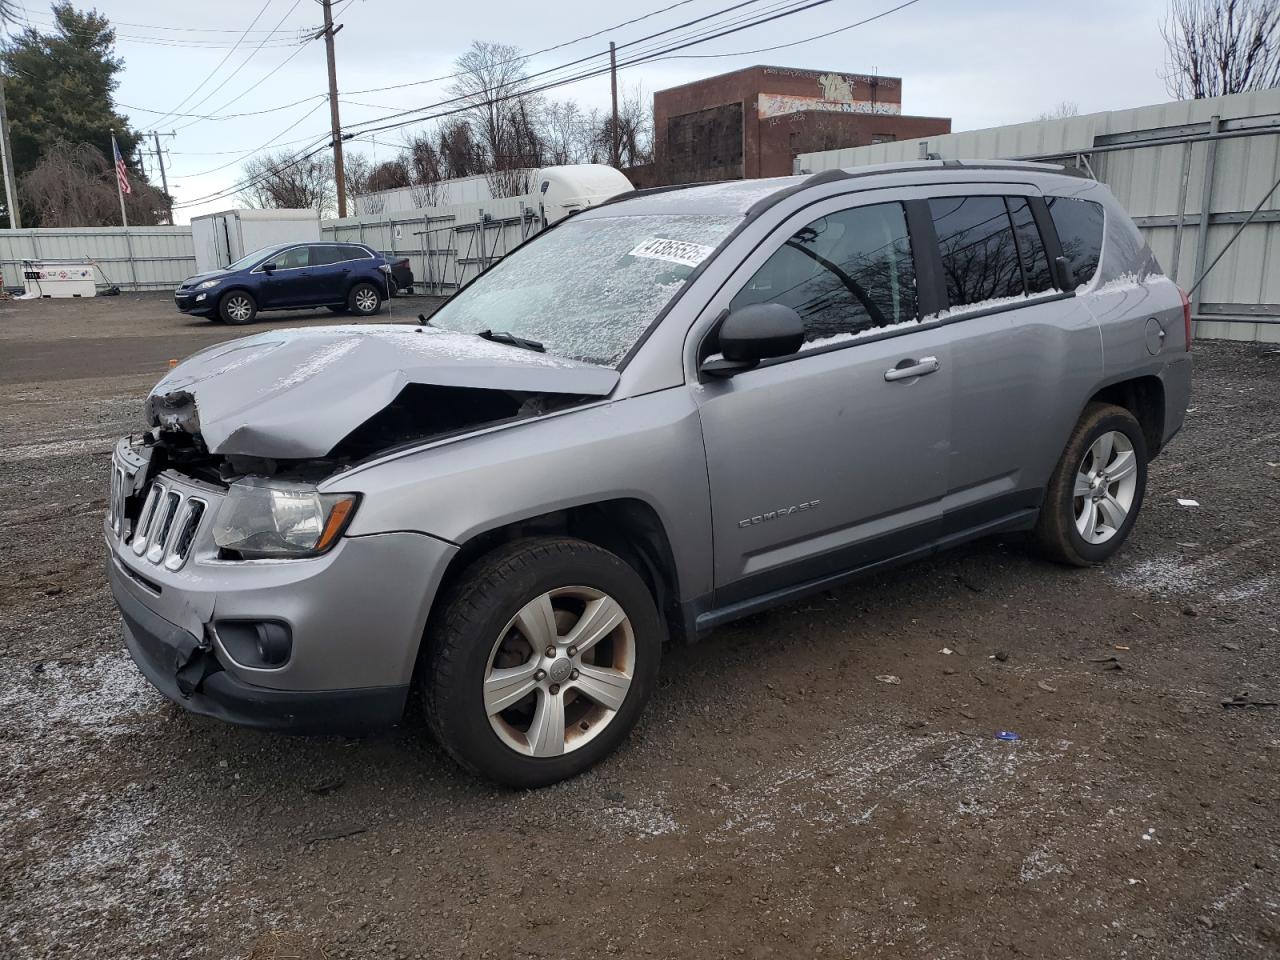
[716,729,1063,842]
[0,650,233,958]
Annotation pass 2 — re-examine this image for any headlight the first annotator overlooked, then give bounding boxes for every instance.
[197,279,222,290]
[211,478,358,559]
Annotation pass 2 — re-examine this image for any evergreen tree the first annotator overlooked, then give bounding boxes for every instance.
[1,3,144,180]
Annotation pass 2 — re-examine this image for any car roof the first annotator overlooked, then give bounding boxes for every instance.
[582,160,1090,220]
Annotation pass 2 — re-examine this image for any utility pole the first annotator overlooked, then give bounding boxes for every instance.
[320,0,347,218]
[609,41,620,169]
[150,131,175,224]
[0,74,21,229]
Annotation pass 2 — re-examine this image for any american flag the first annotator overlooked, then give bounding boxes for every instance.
[112,135,132,196]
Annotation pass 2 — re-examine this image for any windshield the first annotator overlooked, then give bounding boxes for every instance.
[428,214,741,366]
[226,244,287,272]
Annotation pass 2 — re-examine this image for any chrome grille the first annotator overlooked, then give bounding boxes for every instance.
[128,478,208,571]
[108,464,128,536]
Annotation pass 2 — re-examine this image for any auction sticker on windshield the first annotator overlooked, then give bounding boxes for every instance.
[628,237,717,269]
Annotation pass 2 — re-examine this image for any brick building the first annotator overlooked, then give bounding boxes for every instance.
[637,65,951,185]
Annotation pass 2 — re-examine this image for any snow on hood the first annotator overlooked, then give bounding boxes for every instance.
[146,324,620,458]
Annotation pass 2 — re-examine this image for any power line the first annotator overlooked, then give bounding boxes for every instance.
[341,0,726,97]
[169,0,313,128]
[338,0,791,133]
[121,92,326,121]
[170,99,330,179]
[145,0,281,129]
[10,12,312,47]
[345,0,825,135]
[168,39,318,127]
[647,0,924,60]
[175,0,922,211]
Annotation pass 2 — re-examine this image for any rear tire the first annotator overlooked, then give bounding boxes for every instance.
[348,282,382,316]
[1035,403,1148,566]
[424,537,662,788]
[218,291,257,325]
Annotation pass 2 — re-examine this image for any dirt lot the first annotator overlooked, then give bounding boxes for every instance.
[1,294,1277,960]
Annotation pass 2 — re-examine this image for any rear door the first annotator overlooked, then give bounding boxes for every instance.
[692,192,952,603]
[925,189,1104,534]
[307,244,350,303]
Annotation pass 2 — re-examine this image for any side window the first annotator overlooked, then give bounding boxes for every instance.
[730,202,918,346]
[1045,197,1104,286]
[341,244,371,261]
[272,246,309,269]
[1005,198,1054,294]
[929,196,1023,307]
[309,245,341,266]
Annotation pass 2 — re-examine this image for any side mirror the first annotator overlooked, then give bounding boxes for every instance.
[701,303,804,377]
[1054,255,1076,290]
[261,262,276,274]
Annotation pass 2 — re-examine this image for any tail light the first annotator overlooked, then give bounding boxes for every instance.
[1178,285,1192,351]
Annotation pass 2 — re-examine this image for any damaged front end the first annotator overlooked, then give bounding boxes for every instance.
[104,323,617,731]
[126,323,620,546]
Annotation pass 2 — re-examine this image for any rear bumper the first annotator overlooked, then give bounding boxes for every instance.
[1159,356,1193,450]
[109,557,408,734]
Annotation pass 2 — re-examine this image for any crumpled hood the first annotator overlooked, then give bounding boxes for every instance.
[145,324,620,459]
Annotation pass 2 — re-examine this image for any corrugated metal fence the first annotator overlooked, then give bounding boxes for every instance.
[0,198,543,297]
[795,89,1280,343]
[320,195,542,294]
[0,226,195,291]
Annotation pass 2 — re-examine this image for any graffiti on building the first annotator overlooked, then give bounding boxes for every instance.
[758,93,902,119]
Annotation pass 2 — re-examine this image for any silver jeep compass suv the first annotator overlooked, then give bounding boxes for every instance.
[106,161,1192,787]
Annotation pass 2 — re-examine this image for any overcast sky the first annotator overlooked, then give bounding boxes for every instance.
[67,0,1176,222]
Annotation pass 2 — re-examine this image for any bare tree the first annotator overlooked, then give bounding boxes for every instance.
[436,118,486,179]
[20,141,167,226]
[404,132,445,206]
[448,41,530,165]
[594,86,654,168]
[1162,0,1280,98]
[1035,101,1080,121]
[240,149,336,215]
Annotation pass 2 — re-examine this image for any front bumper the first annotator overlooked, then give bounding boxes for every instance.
[174,289,214,314]
[105,439,459,733]
[110,557,407,733]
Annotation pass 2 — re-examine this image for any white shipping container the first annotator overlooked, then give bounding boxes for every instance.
[189,208,321,275]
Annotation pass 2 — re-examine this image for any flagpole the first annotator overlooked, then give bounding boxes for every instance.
[111,129,128,227]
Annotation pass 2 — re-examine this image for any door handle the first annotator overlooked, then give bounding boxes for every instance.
[884,356,940,382]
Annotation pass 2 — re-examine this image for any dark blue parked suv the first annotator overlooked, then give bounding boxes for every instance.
[174,242,391,325]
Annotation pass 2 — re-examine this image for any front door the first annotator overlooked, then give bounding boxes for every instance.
[693,198,951,604]
[257,245,312,308]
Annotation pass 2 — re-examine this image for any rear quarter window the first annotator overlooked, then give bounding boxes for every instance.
[1045,197,1104,286]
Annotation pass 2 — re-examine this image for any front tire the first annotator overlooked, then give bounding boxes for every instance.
[218,291,257,325]
[424,538,662,788]
[1035,403,1148,566]
[348,282,382,316]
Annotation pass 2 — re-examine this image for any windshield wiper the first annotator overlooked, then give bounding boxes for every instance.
[476,329,545,353]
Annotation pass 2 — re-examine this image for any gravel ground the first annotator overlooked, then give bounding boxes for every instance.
[1,295,1277,960]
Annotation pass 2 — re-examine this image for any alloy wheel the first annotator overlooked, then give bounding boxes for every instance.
[1073,430,1139,544]
[354,288,378,313]
[483,586,635,758]
[226,296,252,322]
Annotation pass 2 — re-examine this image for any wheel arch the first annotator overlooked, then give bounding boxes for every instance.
[1087,375,1166,455]
[347,274,389,300]
[412,498,684,688]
